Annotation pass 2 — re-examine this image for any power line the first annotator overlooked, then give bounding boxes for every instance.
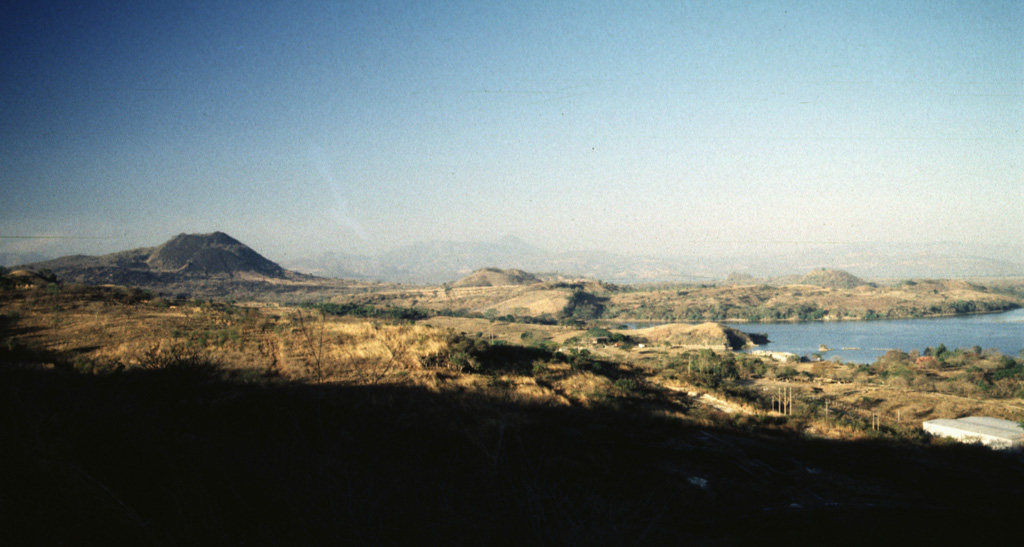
[0,236,114,240]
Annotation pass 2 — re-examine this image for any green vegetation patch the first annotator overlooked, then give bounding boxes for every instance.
[307,301,430,321]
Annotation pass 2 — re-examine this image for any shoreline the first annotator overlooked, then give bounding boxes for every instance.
[603,305,1023,327]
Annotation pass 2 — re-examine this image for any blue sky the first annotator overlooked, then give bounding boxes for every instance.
[1,1,1021,262]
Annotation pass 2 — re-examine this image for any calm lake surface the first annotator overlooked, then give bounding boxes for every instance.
[722,308,1024,364]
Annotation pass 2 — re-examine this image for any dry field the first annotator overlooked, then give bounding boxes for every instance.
[2,274,1022,462]
[5,284,1021,434]
[324,282,581,318]
[0,285,447,385]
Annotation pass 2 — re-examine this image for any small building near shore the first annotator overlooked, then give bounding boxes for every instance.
[923,417,1024,450]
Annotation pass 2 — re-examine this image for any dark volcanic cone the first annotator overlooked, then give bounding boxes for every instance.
[146,232,285,277]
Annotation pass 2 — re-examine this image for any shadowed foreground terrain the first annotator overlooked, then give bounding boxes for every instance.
[4,358,1024,544]
[2,283,1024,544]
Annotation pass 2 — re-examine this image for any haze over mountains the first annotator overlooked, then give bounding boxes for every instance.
[10,232,1022,326]
[9,231,1023,286]
[282,236,1024,284]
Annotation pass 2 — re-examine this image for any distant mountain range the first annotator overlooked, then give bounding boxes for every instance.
[9,232,1023,286]
[283,237,1024,284]
[284,237,702,284]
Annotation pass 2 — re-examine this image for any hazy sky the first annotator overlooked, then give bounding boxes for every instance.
[2,1,1021,261]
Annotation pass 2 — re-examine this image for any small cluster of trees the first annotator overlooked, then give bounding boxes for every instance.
[307,301,429,322]
[444,332,555,374]
[661,349,768,389]
[481,308,559,325]
[560,290,607,322]
[738,305,828,322]
[582,327,637,345]
[617,303,836,322]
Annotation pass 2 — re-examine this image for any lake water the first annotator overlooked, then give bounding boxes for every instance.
[721,308,1024,364]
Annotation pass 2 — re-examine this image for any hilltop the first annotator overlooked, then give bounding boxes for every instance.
[722,269,870,289]
[797,268,870,289]
[625,322,760,350]
[145,232,285,277]
[451,267,541,288]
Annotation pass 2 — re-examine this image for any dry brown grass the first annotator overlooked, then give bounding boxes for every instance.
[5,285,1022,444]
[280,313,449,383]
[420,315,584,345]
[1,288,644,410]
[626,322,749,349]
[1,290,452,386]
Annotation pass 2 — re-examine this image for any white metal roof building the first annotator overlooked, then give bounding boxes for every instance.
[923,417,1024,450]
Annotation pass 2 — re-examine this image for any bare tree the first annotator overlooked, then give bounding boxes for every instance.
[366,326,412,384]
[257,337,280,378]
[295,309,326,384]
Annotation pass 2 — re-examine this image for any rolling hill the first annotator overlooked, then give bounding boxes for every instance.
[796,269,870,289]
[624,322,761,350]
[451,267,542,288]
